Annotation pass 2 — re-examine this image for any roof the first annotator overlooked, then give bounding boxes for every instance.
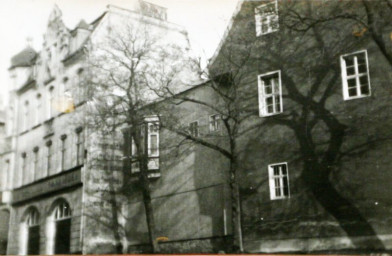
[75,19,89,30]
[9,46,37,69]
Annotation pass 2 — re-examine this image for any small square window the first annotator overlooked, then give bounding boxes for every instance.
[209,115,221,132]
[341,50,371,100]
[189,121,199,137]
[258,70,283,116]
[268,162,290,200]
[255,0,279,36]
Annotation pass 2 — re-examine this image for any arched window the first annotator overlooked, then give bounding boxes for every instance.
[20,207,40,255]
[47,200,72,255]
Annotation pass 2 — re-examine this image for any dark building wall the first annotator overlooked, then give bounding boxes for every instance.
[81,84,232,254]
[7,186,82,254]
[124,85,232,253]
[209,0,392,253]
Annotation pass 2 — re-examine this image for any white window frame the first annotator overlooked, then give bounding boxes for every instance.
[255,0,279,36]
[340,49,371,100]
[189,121,199,137]
[147,122,159,157]
[258,70,283,117]
[209,114,221,132]
[268,162,290,200]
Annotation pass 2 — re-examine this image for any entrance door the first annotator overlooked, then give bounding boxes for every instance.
[27,226,40,255]
[54,218,71,254]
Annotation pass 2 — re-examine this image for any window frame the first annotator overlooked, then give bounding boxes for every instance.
[340,49,371,100]
[189,120,199,137]
[75,127,84,166]
[255,0,279,37]
[147,122,160,157]
[258,70,283,117]
[33,147,39,181]
[268,162,290,200]
[46,141,53,175]
[209,114,221,132]
[60,135,67,171]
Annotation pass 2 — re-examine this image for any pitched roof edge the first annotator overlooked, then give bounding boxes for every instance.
[207,0,244,70]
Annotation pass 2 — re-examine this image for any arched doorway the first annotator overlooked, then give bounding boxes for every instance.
[20,207,40,255]
[48,200,72,254]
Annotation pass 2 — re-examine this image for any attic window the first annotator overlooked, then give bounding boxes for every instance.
[255,0,279,36]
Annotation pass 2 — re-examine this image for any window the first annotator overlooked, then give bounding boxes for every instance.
[255,0,279,36]
[76,128,84,166]
[23,101,29,131]
[33,147,39,181]
[341,50,371,100]
[148,122,159,157]
[75,68,85,104]
[48,201,72,254]
[258,70,282,116]
[60,135,67,170]
[35,94,42,126]
[21,153,27,185]
[268,162,290,200]
[20,208,40,255]
[48,86,54,119]
[209,114,221,132]
[46,141,53,175]
[189,121,199,137]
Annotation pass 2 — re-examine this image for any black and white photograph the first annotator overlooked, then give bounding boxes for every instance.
[0,0,392,254]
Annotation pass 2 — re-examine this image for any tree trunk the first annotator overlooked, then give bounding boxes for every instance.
[301,160,385,251]
[229,158,243,253]
[139,168,159,253]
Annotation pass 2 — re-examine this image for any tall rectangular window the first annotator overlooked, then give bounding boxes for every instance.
[60,135,67,170]
[21,153,27,185]
[268,162,290,200]
[35,94,42,126]
[48,86,54,119]
[76,129,84,166]
[255,0,279,36]
[341,50,371,100]
[258,70,282,116]
[209,114,221,132]
[148,122,159,157]
[189,121,199,137]
[33,147,39,181]
[23,101,29,132]
[46,141,53,175]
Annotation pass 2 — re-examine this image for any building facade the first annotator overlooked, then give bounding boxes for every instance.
[2,0,392,254]
[0,1,223,254]
[208,0,392,253]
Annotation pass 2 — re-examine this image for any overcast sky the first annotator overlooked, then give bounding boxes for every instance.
[0,0,239,108]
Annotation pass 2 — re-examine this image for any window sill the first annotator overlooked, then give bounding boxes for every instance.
[259,112,283,117]
[343,94,371,101]
[256,29,279,37]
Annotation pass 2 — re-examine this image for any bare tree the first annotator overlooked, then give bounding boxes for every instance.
[150,0,392,253]
[82,20,196,253]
